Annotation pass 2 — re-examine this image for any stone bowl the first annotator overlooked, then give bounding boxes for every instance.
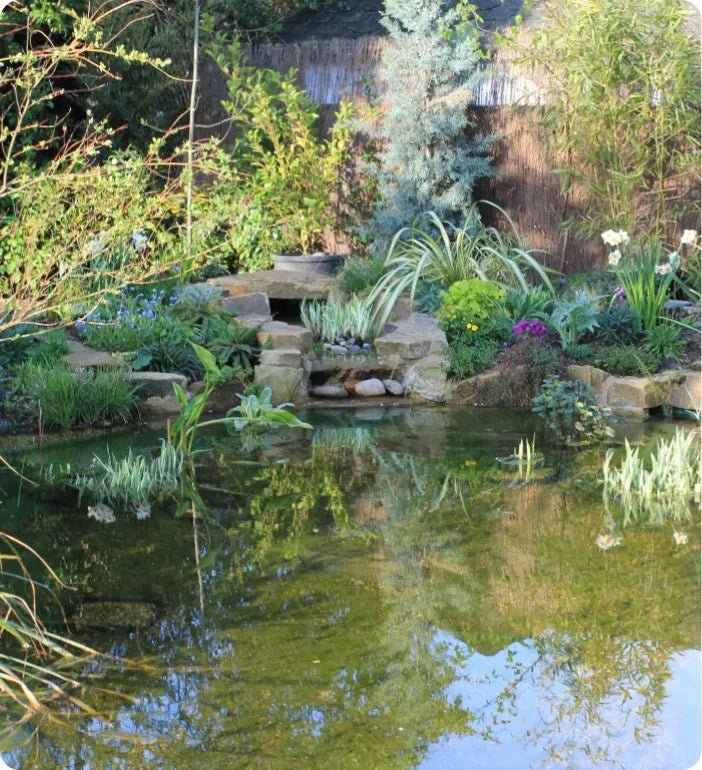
[272,253,344,276]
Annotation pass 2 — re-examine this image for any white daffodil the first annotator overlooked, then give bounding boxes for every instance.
[131,229,148,253]
[608,249,622,266]
[601,230,619,247]
[680,229,697,247]
[673,531,688,545]
[655,263,673,275]
[617,230,630,245]
[596,533,622,550]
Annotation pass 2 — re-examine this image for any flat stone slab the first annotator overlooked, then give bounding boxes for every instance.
[233,314,272,329]
[257,321,312,351]
[130,371,187,398]
[254,364,305,403]
[209,270,337,301]
[219,292,271,317]
[375,313,448,365]
[259,348,303,368]
[63,341,124,369]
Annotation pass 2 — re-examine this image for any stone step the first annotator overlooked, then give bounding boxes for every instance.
[63,341,124,369]
[257,321,312,351]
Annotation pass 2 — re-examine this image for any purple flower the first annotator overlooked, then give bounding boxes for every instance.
[75,320,86,333]
[173,264,180,273]
[613,286,626,302]
[513,320,550,338]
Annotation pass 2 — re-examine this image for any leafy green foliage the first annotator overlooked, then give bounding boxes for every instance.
[0,328,68,371]
[446,337,499,379]
[565,343,598,362]
[81,288,260,380]
[644,322,688,362]
[10,363,139,431]
[368,204,554,328]
[438,279,504,325]
[550,291,600,349]
[339,257,386,295]
[532,377,613,444]
[594,347,660,376]
[521,0,700,239]
[603,428,700,525]
[504,286,554,323]
[301,297,379,344]
[594,304,642,345]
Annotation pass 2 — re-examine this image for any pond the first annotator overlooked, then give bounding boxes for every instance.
[0,407,699,769]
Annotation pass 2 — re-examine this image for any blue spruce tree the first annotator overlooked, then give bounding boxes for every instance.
[367,0,495,252]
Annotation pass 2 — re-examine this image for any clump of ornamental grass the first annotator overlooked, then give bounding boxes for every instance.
[300,296,380,344]
[602,428,701,526]
[69,440,184,514]
[0,532,99,722]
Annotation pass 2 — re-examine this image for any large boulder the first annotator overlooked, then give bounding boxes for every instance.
[259,348,303,368]
[254,365,305,404]
[605,371,685,411]
[375,313,448,367]
[669,371,701,411]
[401,355,449,403]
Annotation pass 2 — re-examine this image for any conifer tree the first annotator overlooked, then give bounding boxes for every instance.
[366,0,494,253]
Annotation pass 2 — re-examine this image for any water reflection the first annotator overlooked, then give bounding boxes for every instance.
[1,408,699,769]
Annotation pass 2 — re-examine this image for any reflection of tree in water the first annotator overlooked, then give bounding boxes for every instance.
[6,427,699,768]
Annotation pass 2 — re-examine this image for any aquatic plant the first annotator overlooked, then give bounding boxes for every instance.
[72,440,184,515]
[602,428,701,526]
[532,377,614,444]
[0,532,98,720]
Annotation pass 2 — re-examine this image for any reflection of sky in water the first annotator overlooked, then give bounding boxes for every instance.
[422,632,701,770]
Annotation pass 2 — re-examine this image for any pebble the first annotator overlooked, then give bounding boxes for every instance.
[362,343,373,351]
[383,379,405,396]
[355,378,386,397]
[329,345,348,356]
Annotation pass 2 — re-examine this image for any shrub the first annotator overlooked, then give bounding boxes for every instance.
[339,257,386,295]
[494,337,562,407]
[504,286,554,323]
[550,291,600,349]
[369,206,553,328]
[446,338,500,380]
[438,279,504,325]
[11,363,139,431]
[644,322,687,362]
[0,328,68,371]
[522,0,700,239]
[594,303,642,345]
[565,343,598,362]
[532,377,613,444]
[594,347,660,376]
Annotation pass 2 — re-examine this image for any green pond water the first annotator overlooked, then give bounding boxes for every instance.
[0,407,699,769]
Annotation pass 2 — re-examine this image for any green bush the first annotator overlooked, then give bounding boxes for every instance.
[644,322,687,362]
[446,338,500,380]
[437,278,508,348]
[339,257,386,295]
[594,304,642,345]
[594,346,660,376]
[503,286,554,323]
[565,343,598,362]
[11,363,139,431]
[0,328,68,371]
[550,291,600,349]
[532,377,613,444]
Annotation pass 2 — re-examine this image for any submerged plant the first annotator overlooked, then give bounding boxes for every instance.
[602,428,701,526]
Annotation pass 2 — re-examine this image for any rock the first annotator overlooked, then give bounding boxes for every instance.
[257,321,312,351]
[219,291,271,317]
[187,379,246,413]
[375,313,448,366]
[232,314,271,329]
[259,348,303,368]
[606,371,685,411]
[329,344,348,356]
[401,355,449,403]
[669,371,701,411]
[209,270,337,301]
[383,379,405,396]
[323,343,334,351]
[387,296,414,322]
[362,343,373,352]
[310,385,349,399]
[566,364,609,401]
[254,365,305,403]
[344,378,362,394]
[130,371,188,398]
[63,341,124,369]
[349,345,361,354]
[354,378,386,397]
[140,394,187,415]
